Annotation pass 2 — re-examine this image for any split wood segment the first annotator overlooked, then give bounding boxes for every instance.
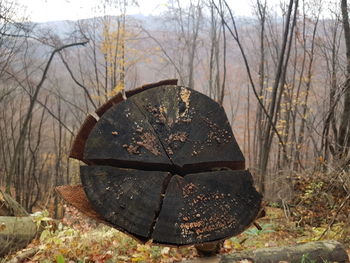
[57,79,262,246]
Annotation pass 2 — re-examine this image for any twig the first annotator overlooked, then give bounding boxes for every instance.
[318,193,350,240]
[6,40,88,194]
[5,248,39,263]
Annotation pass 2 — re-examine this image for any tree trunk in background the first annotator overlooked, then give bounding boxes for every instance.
[256,0,267,193]
[339,0,350,164]
[259,0,298,194]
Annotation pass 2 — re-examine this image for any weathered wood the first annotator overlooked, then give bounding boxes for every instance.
[61,80,261,247]
[0,190,28,217]
[84,99,172,170]
[195,241,224,257]
[70,79,178,162]
[132,86,245,173]
[96,79,178,117]
[56,185,104,221]
[84,85,245,173]
[182,241,349,263]
[69,115,97,162]
[0,216,37,257]
[152,171,261,245]
[80,165,169,241]
[5,247,39,263]
[221,240,349,263]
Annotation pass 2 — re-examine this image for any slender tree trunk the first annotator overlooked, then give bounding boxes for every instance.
[338,0,350,161]
[259,0,298,194]
[5,41,87,195]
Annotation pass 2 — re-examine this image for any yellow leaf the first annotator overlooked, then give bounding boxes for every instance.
[108,83,125,97]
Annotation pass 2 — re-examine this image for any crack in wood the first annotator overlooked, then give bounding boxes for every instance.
[147,173,173,240]
[67,82,261,246]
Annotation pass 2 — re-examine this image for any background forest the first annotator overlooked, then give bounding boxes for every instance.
[0,0,350,261]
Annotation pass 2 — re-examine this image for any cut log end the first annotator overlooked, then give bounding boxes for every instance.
[63,80,260,247]
[70,79,179,162]
[151,171,262,245]
[83,85,245,174]
[70,166,262,246]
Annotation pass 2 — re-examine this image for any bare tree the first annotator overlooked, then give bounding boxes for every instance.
[5,40,88,195]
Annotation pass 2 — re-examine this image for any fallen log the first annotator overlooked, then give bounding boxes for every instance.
[0,190,37,257]
[0,216,37,257]
[0,190,28,217]
[5,248,39,263]
[182,240,349,263]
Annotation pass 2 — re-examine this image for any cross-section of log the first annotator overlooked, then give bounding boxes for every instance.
[70,79,178,162]
[84,100,172,170]
[84,85,244,173]
[80,165,169,241]
[58,80,262,248]
[131,86,245,172]
[151,170,261,245]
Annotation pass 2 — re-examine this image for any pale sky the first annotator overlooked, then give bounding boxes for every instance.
[18,0,255,23]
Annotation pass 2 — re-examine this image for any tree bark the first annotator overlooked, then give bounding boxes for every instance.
[0,190,28,217]
[338,0,350,160]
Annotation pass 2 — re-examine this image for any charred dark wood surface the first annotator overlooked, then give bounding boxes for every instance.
[84,99,172,169]
[84,85,245,173]
[70,79,178,162]
[131,86,245,172]
[80,166,169,241]
[60,80,262,247]
[152,170,261,245]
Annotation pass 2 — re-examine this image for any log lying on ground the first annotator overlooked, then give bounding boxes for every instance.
[0,190,28,217]
[182,240,349,263]
[0,190,36,257]
[58,80,262,247]
[0,216,37,257]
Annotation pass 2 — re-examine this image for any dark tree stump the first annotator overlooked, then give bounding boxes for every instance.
[58,80,262,247]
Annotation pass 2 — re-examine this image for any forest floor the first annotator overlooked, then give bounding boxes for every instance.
[3,204,350,263]
[2,173,350,262]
